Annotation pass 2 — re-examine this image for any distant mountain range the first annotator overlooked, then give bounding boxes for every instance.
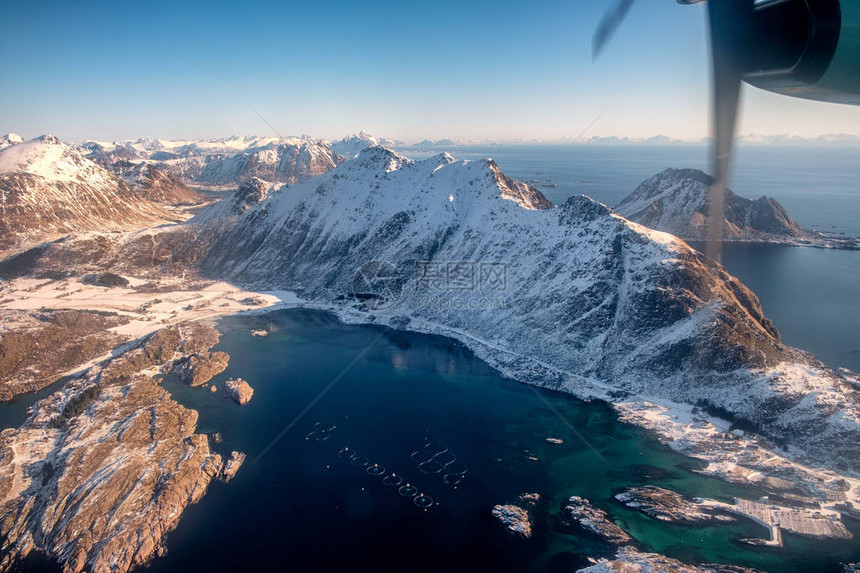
[4,129,855,254]
[331,130,397,158]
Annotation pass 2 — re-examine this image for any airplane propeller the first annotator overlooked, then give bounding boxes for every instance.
[594,0,755,262]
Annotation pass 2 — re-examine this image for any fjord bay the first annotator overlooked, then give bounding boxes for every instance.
[144,309,860,573]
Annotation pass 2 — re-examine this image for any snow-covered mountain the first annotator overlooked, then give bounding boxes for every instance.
[111,161,208,206]
[615,168,806,242]
[0,135,172,251]
[194,147,860,474]
[0,133,24,151]
[330,130,397,159]
[155,139,342,186]
[79,135,283,162]
[78,136,344,188]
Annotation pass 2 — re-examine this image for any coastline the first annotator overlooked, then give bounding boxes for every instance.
[228,293,860,512]
[0,279,857,571]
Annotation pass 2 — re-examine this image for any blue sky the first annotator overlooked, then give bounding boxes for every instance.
[2,0,859,142]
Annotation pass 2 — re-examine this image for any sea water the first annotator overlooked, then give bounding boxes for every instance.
[144,309,860,573]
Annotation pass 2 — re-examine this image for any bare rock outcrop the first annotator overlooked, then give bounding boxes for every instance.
[492,504,532,538]
[221,451,246,481]
[0,325,234,573]
[615,486,734,524]
[170,323,229,387]
[564,496,632,545]
[224,378,254,405]
[577,546,763,573]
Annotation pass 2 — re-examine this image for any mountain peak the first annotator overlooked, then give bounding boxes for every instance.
[0,133,24,151]
[349,145,409,173]
[35,134,62,145]
[615,168,805,241]
[331,131,397,159]
[0,136,171,251]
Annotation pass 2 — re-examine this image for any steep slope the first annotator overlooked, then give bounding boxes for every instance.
[615,168,806,241]
[111,161,208,206]
[196,148,860,474]
[0,136,173,251]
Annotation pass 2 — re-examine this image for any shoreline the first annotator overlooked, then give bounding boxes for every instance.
[5,271,857,505]
[2,275,858,552]
[226,294,860,513]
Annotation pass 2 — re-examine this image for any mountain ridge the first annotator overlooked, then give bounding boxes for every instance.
[192,147,860,475]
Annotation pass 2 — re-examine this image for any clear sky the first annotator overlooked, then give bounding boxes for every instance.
[2,0,860,142]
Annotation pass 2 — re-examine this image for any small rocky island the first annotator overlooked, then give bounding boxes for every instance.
[224,377,254,405]
[564,496,632,544]
[492,493,539,538]
[221,451,247,481]
[614,486,735,523]
[492,505,532,538]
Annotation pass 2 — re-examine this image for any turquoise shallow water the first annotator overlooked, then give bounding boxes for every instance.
[137,309,859,573]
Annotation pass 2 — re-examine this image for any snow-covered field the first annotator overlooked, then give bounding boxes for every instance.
[0,276,300,338]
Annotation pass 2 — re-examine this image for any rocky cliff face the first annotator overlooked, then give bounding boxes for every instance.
[0,136,173,252]
[615,168,806,241]
[0,323,238,573]
[233,177,270,211]
[194,148,860,474]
